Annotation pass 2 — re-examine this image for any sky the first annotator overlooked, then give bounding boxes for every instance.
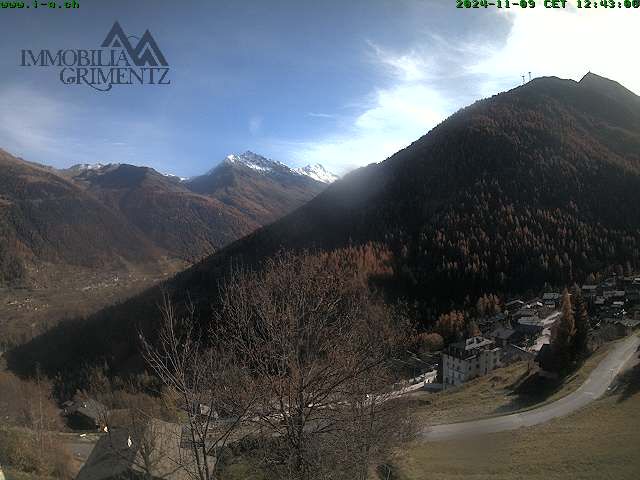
[0,0,638,178]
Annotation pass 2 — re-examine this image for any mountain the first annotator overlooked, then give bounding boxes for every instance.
[65,162,260,262]
[183,152,331,225]
[11,73,640,385]
[294,164,339,184]
[0,151,330,286]
[0,149,158,285]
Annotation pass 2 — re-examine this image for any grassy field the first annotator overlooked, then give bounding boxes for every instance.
[405,343,612,427]
[388,349,640,480]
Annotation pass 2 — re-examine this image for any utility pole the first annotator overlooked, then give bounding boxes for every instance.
[529,71,532,82]
[521,74,525,85]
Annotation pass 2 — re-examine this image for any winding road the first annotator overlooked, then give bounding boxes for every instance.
[421,334,640,442]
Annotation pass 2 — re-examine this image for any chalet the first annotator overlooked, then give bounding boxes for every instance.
[503,344,536,363]
[542,292,561,308]
[488,326,516,347]
[65,396,108,430]
[442,337,501,387]
[478,313,507,334]
[516,316,545,336]
[612,301,626,310]
[513,306,538,320]
[581,285,598,298]
[603,290,625,301]
[505,300,525,315]
[76,419,209,480]
[613,319,640,335]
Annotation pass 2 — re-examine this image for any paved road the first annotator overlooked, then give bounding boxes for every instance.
[421,334,640,442]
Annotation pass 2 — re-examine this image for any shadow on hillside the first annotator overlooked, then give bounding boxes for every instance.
[492,373,560,414]
[492,364,587,415]
[616,348,640,403]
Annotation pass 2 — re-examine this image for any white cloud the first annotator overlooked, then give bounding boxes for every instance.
[0,87,69,160]
[249,115,263,136]
[288,43,455,175]
[0,85,174,169]
[470,5,640,95]
[288,6,638,175]
[307,112,335,119]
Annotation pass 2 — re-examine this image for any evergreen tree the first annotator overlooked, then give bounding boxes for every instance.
[551,289,576,373]
[572,287,590,359]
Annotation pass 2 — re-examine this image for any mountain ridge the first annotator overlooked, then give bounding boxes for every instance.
[10,73,640,386]
[0,149,332,285]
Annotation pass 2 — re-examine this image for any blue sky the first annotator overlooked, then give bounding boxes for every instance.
[0,0,637,177]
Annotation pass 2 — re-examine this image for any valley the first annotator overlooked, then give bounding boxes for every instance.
[2,73,640,480]
[2,3,639,479]
[0,149,337,348]
[0,258,186,349]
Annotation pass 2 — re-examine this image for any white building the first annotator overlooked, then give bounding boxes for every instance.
[442,337,502,387]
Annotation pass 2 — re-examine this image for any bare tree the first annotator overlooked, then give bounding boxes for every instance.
[141,293,255,480]
[218,251,410,480]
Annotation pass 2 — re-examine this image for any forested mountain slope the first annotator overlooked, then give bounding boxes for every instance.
[11,73,640,385]
[0,150,158,285]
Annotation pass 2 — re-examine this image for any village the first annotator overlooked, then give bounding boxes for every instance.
[0,275,640,480]
[24,274,635,480]
[440,274,640,388]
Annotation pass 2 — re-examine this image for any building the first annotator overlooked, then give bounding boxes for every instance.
[542,292,562,308]
[581,285,598,299]
[513,306,538,321]
[64,396,108,430]
[488,326,516,347]
[76,419,209,480]
[605,318,640,337]
[505,300,525,315]
[442,337,502,387]
[515,316,545,336]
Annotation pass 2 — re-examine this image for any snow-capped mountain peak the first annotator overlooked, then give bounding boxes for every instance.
[69,163,109,171]
[208,152,338,184]
[207,151,283,175]
[223,151,282,172]
[294,164,339,184]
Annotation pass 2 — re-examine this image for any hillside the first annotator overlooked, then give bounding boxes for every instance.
[0,150,159,286]
[67,163,258,262]
[171,73,640,303]
[10,73,640,385]
[0,151,333,348]
[0,151,331,283]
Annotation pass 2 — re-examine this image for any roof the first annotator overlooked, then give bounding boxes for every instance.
[582,285,598,291]
[518,316,542,326]
[542,293,561,300]
[489,327,516,340]
[447,336,497,359]
[514,307,537,317]
[451,336,494,351]
[68,396,108,422]
[616,319,640,328]
[76,419,206,480]
[505,300,525,308]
